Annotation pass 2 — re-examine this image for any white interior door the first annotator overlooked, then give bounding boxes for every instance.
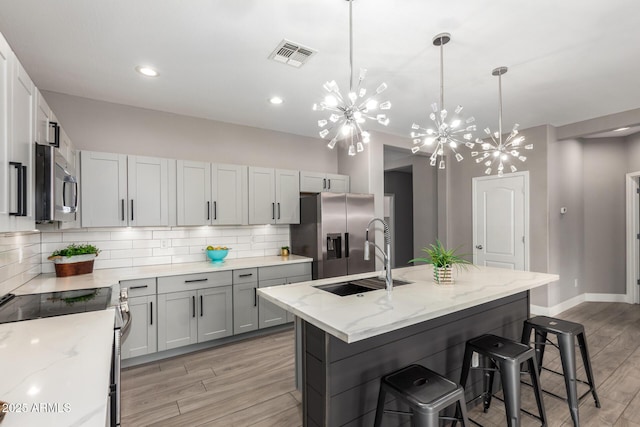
[473,172,529,270]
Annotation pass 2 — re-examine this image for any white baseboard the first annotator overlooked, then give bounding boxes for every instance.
[530,293,633,317]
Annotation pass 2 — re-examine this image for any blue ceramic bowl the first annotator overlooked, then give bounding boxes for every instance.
[206,249,229,263]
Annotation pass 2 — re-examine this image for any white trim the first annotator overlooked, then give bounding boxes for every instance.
[531,293,633,317]
[472,171,530,271]
[625,172,640,305]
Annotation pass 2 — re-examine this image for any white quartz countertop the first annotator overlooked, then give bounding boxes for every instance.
[258,265,559,343]
[15,255,312,295]
[0,309,116,427]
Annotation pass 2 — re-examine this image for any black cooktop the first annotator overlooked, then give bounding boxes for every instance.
[0,287,112,324]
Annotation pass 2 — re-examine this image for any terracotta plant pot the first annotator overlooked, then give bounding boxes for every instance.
[48,254,98,277]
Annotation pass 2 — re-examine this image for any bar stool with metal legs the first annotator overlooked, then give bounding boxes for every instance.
[458,334,547,427]
[373,364,471,427]
[521,316,601,427]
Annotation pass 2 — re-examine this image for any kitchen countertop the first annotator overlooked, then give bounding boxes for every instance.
[15,255,312,295]
[258,265,559,343]
[0,309,116,427]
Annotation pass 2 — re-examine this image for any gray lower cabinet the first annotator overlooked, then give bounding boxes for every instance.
[122,295,157,359]
[233,268,258,334]
[258,263,312,329]
[121,278,158,359]
[157,271,233,351]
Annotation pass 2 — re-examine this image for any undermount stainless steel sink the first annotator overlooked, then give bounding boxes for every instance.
[315,277,413,296]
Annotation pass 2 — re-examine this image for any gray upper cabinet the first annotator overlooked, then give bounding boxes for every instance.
[81,151,169,227]
[0,33,12,232]
[248,166,300,225]
[176,160,247,226]
[300,171,350,194]
[6,50,35,232]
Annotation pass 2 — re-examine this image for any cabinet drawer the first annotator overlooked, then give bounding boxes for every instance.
[157,271,232,294]
[258,263,311,281]
[121,278,157,297]
[233,268,258,284]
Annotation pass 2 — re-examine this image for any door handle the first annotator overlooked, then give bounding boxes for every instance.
[121,199,125,221]
[277,203,281,220]
[254,287,257,307]
[192,296,196,318]
[200,295,203,317]
[327,179,331,190]
[185,278,208,283]
[207,201,210,221]
[130,200,134,221]
[323,178,326,190]
[272,203,275,220]
[150,301,153,325]
[344,233,349,258]
[214,201,217,220]
[476,244,483,250]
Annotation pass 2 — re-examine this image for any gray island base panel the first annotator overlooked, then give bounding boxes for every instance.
[303,291,529,426]
[257,265,558,426]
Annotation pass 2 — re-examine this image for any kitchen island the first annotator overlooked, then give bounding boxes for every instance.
[258,265,558,426]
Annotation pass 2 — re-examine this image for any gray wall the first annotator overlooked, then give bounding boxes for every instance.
[547,137,584,306]
[582,137,628,295]
[384,170,413,267]
[43,91,338,172]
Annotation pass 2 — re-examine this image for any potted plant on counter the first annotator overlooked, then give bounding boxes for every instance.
[409,239,472,284]
[281,246,290,257]
[48,243,100,277]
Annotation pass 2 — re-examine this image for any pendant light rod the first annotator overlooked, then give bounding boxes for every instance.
[433,33,451,110]
[492,66,508,145]
[348,0,353,93]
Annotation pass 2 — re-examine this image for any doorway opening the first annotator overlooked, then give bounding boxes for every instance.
[383,146,439,268]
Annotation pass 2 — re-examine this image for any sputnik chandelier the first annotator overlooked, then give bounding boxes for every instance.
[472,66,532,176]
[313,0,391,156]
[411,33,476,169]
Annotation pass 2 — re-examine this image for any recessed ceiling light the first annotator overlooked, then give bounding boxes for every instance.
[614,127,630,132]
[135,66,159,77]
[269,96,284,105]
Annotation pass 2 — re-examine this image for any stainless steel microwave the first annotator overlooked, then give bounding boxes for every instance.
[35,143,78,223]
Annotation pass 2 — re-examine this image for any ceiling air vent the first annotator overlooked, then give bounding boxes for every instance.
[268,39,317,68]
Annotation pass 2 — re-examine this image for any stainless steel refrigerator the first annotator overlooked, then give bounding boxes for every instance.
[291,193,375,279]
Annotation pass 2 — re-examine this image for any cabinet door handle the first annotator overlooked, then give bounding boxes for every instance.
[214,201,217,220]
[150,301,153,325]
[185,278,208,283]
[121,199,125,221]
[207,201,210,221]
[129,285,148,290]
[272,202,275,220]
[254,287,257,307]
[277,203,281,220]
[192,296,196,318]
[328,179,331,190]
[239,273,253,278]
[130,199,134,221]
[200,295,203,317]
[8,162,22,216]
[323,178,326,189]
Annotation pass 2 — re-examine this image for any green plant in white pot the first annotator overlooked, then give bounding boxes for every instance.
[48,243,100,277]
[409,239,472,284]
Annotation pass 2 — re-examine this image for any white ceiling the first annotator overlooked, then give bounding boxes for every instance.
[1,0,639,141]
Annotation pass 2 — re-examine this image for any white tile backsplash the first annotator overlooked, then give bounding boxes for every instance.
[0,231,42,295]
[39,225,290,272]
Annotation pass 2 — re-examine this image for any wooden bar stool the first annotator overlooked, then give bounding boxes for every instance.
[374,364,470,427]
[459,334,546,427]
[522,316,601,427]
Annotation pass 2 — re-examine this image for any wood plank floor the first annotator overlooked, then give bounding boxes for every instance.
[122,302,640,426]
